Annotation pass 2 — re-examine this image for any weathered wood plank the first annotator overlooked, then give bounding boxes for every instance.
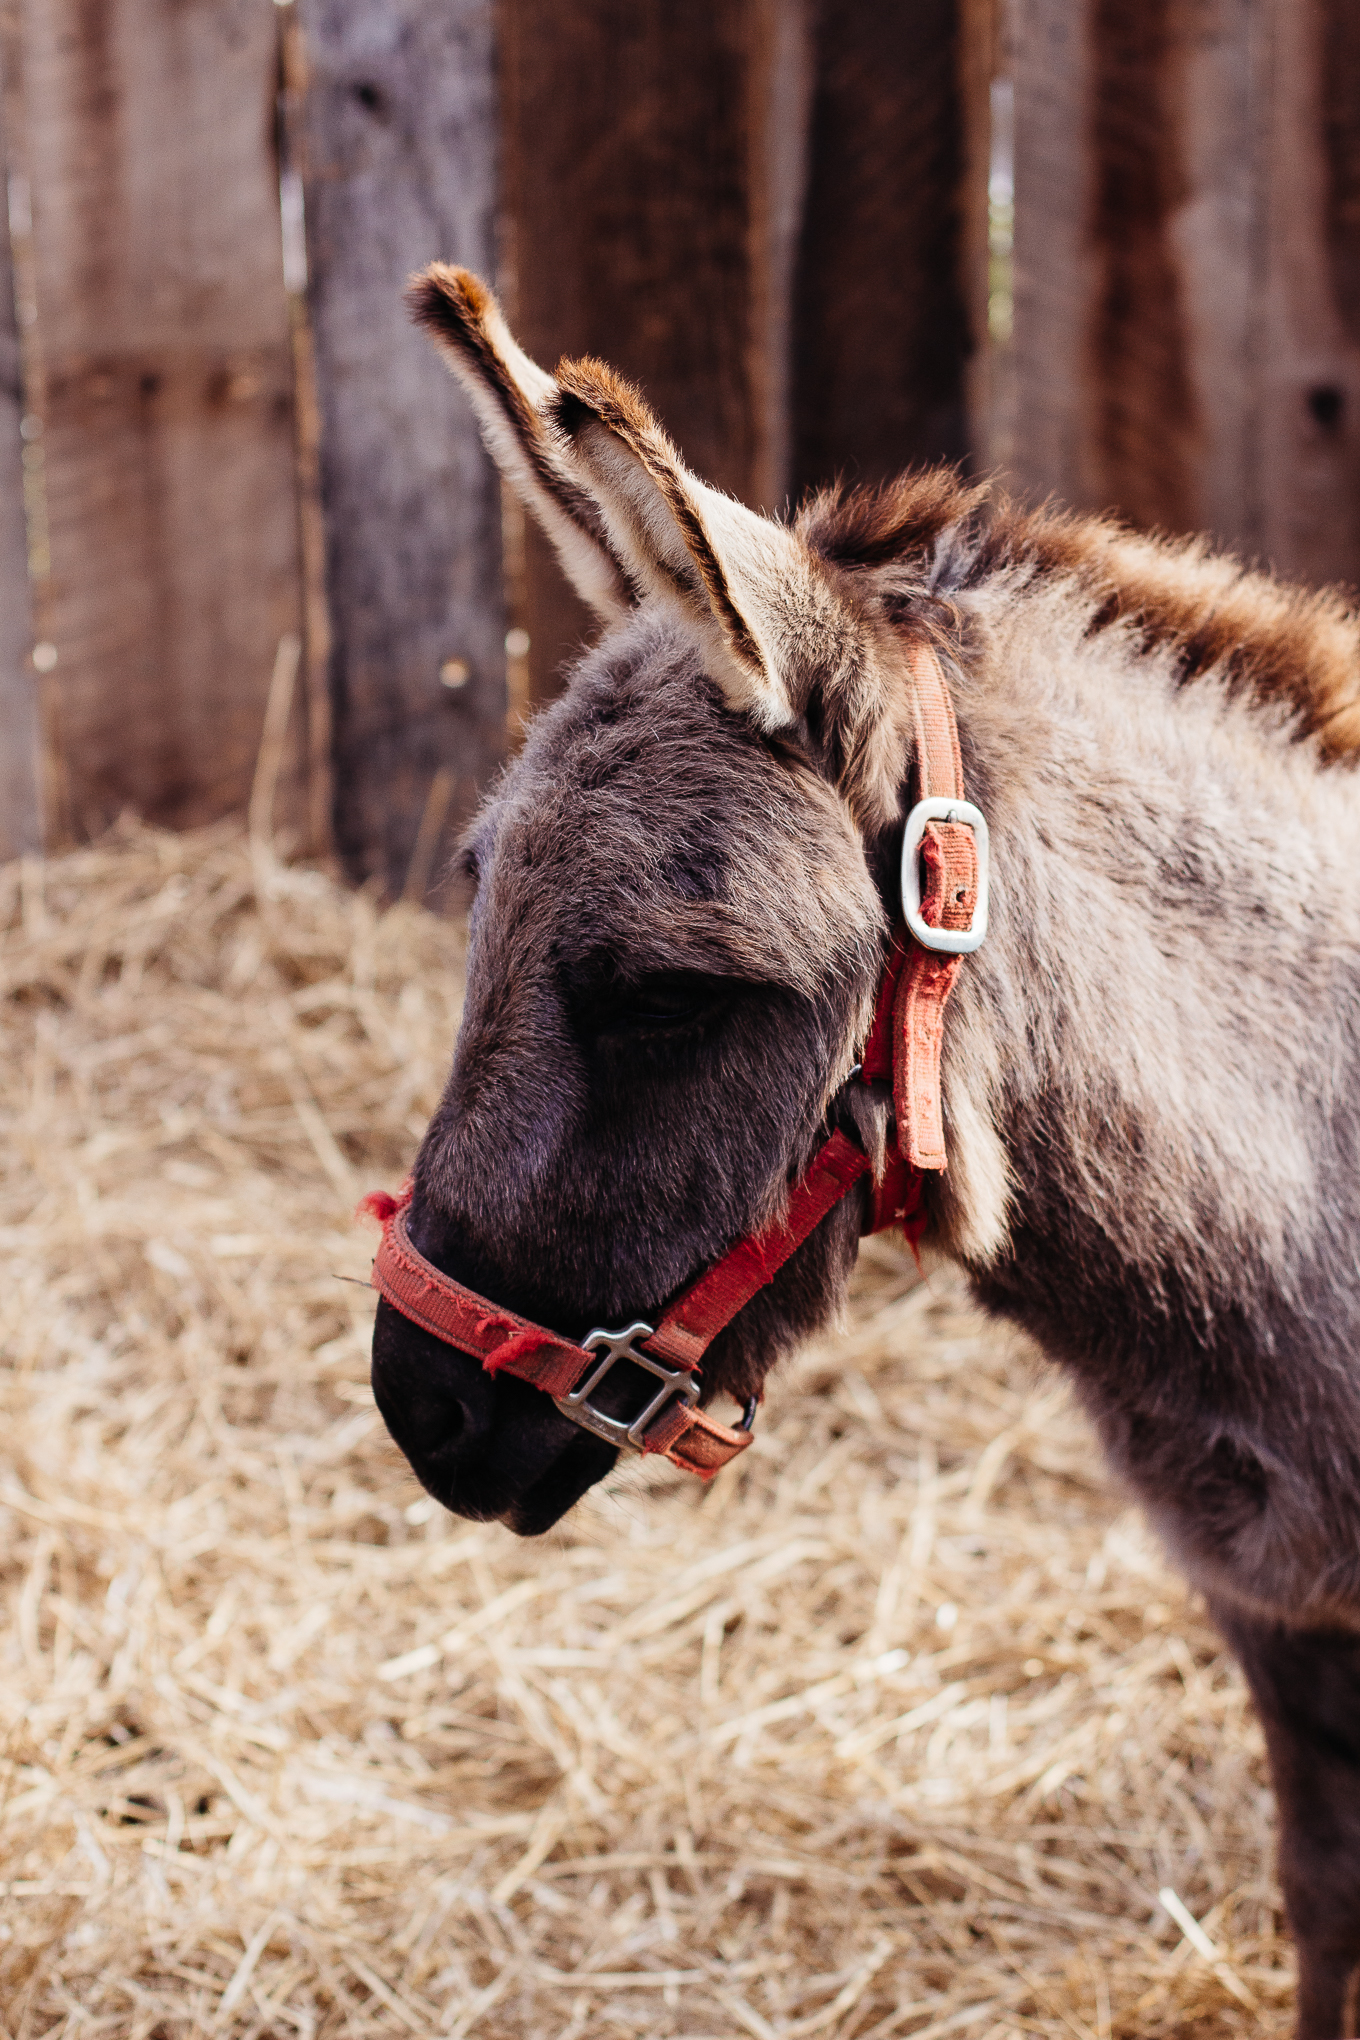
[1258,0,1360,588]
[297,0,503,897]
[14,0,303,842]
[1009,0,1097,509]
[498,0,789,710]
[0,46,41,859]
[1010,0,1360,588]
[501,0,989,710]
[790,0,985,499]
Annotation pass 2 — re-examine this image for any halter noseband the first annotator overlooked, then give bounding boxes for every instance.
[363,643,987,1482]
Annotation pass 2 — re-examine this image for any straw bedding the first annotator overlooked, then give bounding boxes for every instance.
[0,819,1290,2038]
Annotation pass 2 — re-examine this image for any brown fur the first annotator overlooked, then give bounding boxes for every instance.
[381,270,1360,2037]
[407,266,633,619]
[555,359,764,673]
[801,470,1360,760]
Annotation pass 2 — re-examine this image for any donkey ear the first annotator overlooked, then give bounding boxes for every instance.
[551,359,913,828]
[550,356,843,731]
[406,265,631,621]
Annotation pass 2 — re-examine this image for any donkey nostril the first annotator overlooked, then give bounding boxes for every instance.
[370,1300,493,1483]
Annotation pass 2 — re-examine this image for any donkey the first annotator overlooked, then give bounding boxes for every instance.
[368,264,1360,2036]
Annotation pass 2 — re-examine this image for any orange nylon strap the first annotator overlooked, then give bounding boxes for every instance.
[639,1398,755,1478]
[895,643,979,1171]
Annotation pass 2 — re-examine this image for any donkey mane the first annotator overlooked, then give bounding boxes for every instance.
[799,474,1360,761]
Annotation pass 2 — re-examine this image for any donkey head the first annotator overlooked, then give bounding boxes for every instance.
[371,268,940,1532]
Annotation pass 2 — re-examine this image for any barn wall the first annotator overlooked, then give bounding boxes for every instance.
[1009,0,1360,587]
[296,0,504,900]
[1259,0,1360,588]
[0,30,41,860]
[7,0,1356,876]
[499,0,990,715]
[297,0,988,888]
[790,0,989,502]
[496,0,797,714]
[4,0,303,846]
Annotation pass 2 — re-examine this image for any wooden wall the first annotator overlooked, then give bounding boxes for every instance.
[0,0,303,850]
[1010,0,1360,585]
[277,0,989,887]
[0,25,39,860]
[790,0,993,501]
[296,0,503,898]
[495,0,989,718]
[2,0,1358,889]
[496,0,791,713]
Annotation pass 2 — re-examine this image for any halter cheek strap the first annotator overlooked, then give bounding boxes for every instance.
[364,641,984,1482]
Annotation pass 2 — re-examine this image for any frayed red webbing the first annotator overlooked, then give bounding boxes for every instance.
[365,1131,883,1480]
[860,929,910,1085]
[645,1130,871,1370]
[373,1197,590,1400]
[367,1193,758,1477]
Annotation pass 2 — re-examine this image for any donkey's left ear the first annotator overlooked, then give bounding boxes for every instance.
[552,359,911,830]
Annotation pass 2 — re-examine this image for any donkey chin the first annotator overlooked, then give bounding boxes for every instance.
[369,263,1360,2040]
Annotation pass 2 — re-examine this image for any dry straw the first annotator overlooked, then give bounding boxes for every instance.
[0,818,1289,2037]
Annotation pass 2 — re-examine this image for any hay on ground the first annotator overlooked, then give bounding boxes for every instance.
[0,820,1287,2037]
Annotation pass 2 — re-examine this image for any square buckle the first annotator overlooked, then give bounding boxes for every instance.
[900,797,989,955]
[554,1321,700,1452]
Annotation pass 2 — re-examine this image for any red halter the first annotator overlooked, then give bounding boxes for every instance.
[362,644,986,1481]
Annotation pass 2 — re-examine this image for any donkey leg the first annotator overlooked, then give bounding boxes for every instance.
[1211,1598,1360,2037]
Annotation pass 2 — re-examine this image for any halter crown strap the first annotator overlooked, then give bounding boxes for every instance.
[895,643,979,1169]
[365,639,982,1481]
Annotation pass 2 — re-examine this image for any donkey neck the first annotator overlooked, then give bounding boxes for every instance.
[930,569,1360,1333]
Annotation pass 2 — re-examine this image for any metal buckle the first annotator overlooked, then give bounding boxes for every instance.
[900,797,989,955]
[554,1321,700,1452]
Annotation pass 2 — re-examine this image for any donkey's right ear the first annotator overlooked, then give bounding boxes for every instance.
[407,265,632,621]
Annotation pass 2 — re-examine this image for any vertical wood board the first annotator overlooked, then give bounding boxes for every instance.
[1010,0,1096,507]
[17,0,302,840]
[500,0,987,708]
[298,0,503,896]
[498,0,788,710]
[0,59,40,858]
[1257,0,1360,588]
[790,0,983,501]
[1010,0,1360,589]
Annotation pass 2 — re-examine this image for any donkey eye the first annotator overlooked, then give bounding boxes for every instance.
[596,976,729,1036]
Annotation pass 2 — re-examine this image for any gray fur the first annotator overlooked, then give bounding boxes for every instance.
[374,277,1360,2036]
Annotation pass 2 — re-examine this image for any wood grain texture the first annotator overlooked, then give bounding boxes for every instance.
[298,0,503,896]
[0,57,40,858]
[1011,0,1360,588]
[1258,0,1360,589]
[498,0,790,709]
[1085,0,1198,530]
[17,0,302,840]
[789,0,980,501]
[1010,0,1096,505]
[500,0,985,708]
